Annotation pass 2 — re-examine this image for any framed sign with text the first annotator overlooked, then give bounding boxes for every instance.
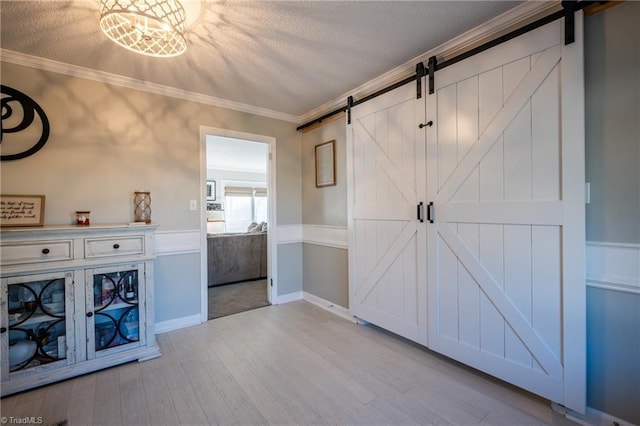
[0,194,45,227]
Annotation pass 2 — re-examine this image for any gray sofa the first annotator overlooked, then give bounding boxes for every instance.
[207,231,267,286]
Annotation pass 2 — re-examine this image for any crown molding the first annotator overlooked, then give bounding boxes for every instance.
[1,1,561,127]
[299,1,562,124]
[0,49,301,124]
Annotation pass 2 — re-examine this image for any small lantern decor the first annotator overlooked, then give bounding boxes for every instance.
[133,191,151,223]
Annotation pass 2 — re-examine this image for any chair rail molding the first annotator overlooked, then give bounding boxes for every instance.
[277,224,348,249]
[302,225,348,249]
[586,241,640,295]
[276,225,303,245]
[154,230,201,256]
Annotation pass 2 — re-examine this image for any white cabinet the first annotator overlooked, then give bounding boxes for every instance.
[0,224,160,396]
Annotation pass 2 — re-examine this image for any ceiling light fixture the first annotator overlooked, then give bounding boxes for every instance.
[99,0,187,58]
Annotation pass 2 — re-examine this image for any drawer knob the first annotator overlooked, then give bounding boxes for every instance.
[0,327,7,333]
[113,244,120,249]
[86,312,93,317]
[42,248,50,254]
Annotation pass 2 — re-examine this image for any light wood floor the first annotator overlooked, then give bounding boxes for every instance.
[1,301,576,426]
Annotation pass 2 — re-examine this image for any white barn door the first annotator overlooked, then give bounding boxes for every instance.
[426,18,585,412]
[348,82,427,345]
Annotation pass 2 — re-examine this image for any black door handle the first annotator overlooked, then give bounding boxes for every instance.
[427,202,435,223]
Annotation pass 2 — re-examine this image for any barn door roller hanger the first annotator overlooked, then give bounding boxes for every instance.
[299,0,596,131]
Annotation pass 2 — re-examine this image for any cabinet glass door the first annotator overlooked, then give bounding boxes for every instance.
[87,265,143,357]
[1,272,73,377]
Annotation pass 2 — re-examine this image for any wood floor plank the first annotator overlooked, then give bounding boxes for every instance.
[160,361,210,426]
[67,373,97,426]
[3,384,46,422]
[181,358,239,425]
[0,301,577,426]
[238,312,378,406]
[245,328,385,425]
[119,362,152,426]
[221,330,328,424]
[92,367,123,426]
[140,362,180,426]
[212,339,297,425]
[39,379,73,424]
[201,354,268,425]
[365,395,422,426]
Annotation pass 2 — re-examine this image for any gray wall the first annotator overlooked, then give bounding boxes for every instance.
[1,61,303,322]
[586,287,640,423]
[584,3,640,424]
[277,243,303,296]
[302,118,348,227]
[154,253,201,323]
[585,1,640,244]
[301,117,349,307]
[303,244,348,307]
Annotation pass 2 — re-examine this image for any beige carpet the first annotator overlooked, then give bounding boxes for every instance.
[208,279,270,320]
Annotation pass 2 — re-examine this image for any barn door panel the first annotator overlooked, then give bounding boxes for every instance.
[348,83,427,345]
[426,18,585,412]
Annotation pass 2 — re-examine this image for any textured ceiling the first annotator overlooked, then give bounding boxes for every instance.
[0,0,522,118]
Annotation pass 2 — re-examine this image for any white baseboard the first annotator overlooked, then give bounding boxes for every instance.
[552,402,636,426]
[275,291,304,304]
[155,314,202,334]
[302,292,356,323]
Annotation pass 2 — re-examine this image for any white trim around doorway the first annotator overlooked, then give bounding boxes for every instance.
[199,126,278,323]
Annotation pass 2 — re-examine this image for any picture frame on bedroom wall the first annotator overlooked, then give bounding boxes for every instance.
[315,140,336,188]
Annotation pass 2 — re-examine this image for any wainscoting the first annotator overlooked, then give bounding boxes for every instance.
[586,241,640,295]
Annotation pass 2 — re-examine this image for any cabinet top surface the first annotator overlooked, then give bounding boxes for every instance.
[0,223,158,238]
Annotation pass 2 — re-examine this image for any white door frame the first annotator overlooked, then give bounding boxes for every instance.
[199,126,278,322]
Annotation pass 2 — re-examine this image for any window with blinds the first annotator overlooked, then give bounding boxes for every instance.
[224,184,267,233]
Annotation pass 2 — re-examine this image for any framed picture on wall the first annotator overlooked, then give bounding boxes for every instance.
[315,140,336,188]
[207,180,216,201]
[0,194,45,227]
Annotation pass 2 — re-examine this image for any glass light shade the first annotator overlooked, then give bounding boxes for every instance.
[99,0,187,58]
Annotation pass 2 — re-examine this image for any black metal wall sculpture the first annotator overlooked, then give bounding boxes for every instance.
[1,85,50,161]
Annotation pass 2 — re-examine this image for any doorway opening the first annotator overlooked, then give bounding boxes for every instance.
[199,127,277,321]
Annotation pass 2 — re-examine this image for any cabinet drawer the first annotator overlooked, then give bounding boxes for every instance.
[1,240,73,265]
[85,236,144,258]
